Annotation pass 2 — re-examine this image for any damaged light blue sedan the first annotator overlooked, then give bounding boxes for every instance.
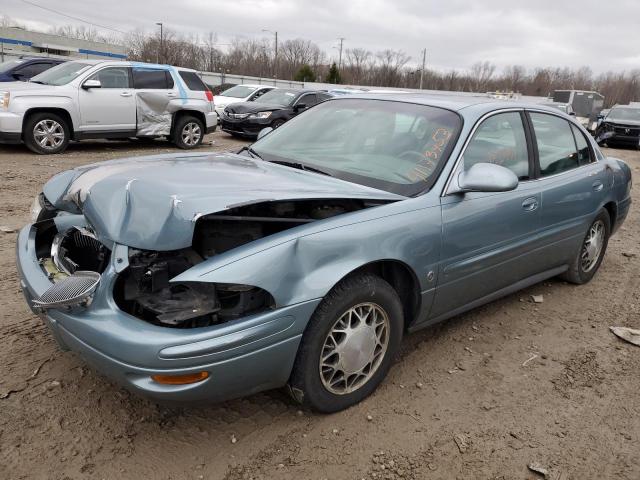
[17,95,632,412]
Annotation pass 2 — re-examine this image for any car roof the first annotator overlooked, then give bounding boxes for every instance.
[331,92,564,114]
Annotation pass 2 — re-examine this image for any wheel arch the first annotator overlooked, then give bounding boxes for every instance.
[602,200,617,230]
[329,259,422,330]
[171,109,206,136]
[23,107,74,140]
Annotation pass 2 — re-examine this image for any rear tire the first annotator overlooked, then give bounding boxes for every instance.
[172,115,204,149]
[561,209,610,284]
[24,112,70,155]
[288,274,403,413]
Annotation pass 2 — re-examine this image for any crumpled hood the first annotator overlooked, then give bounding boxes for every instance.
[43,152,404,250]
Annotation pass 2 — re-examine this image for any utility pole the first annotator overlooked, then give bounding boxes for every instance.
[337,37,345,72]
[262,29,278,80]
[156,22,163,64]
[419,48,426,90]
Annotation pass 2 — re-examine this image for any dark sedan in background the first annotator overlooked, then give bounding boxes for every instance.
[0,57,66,82]
[220,88,332,138]
[595,105,640,148]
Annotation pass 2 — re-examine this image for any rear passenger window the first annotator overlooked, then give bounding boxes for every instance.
[464,112,530,180]
[571,124,593,165]
[178,71,207,91]
[133,69,173,89]
[530,113,579,176]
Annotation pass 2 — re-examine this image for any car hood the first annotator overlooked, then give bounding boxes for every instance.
[604,118,640,127]
[225,102,286,114]
[214,95,248,107]
[43,152,404,251]
[0,81,59,93]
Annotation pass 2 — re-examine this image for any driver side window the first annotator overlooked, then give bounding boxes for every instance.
[87,67,131,88]
[464,112,530,180]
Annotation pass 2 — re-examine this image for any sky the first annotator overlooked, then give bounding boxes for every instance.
[3,0,639,74]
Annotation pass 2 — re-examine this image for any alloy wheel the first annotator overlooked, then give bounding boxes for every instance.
[33,120,65,150]
[181,122,202,146]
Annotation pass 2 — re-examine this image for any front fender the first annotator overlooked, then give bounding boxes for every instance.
[172,206,442,307]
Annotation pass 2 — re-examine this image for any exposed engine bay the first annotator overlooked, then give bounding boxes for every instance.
[41,199,383,328]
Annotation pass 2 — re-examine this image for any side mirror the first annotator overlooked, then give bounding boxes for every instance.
[82,79,102,89]
[455,162,518,193]
[257,127,273,140]
[12,73,25,81]
[569,111,576,116]
[294,103,307,112]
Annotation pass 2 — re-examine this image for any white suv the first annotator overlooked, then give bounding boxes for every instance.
[213,84,275,119]
[0,60,217,154]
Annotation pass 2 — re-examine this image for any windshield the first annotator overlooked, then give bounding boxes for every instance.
[220,85,258,98]
[0,59,25,73]
[251,99,461,196]
[255,89,298,106]
[607,107,640,122]
[30,61,92,86]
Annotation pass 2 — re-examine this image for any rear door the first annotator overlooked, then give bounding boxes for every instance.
[132,67,176,135]
[527,111,611,266]
[432,110,545,318]
[78,66,136,132]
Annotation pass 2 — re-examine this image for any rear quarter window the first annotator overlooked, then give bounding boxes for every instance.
[178,71,207,91]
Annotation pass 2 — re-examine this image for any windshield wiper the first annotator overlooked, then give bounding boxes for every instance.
[270,160,332,176]
[237,146,263,160]
[30,80,46,84]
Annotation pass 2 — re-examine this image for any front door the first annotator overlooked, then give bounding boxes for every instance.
[431,111,544,318]
[78,66,136,132]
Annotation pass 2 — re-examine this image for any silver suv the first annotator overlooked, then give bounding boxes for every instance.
[0,60,217,154]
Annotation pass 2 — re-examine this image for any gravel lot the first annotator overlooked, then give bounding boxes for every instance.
[0,133,639,480]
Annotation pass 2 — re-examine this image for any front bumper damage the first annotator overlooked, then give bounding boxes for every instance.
[16,223,319,403]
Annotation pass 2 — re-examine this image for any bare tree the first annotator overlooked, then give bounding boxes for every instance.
[469,61,496,91]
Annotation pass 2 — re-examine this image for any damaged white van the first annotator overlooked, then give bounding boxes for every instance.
[0,60,217,154]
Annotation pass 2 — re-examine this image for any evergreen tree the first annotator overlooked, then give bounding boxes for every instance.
[294,64,316,82]
[325,62,341,84]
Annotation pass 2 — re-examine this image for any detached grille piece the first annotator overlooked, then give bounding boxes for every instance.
[33,271,101,310]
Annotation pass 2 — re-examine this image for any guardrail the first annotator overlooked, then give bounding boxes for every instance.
[199,71,304,89]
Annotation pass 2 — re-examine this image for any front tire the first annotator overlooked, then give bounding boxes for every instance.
[288,274,403,413]
[172,115,204,149]
[24,112,70,154]
[561,209,610,284]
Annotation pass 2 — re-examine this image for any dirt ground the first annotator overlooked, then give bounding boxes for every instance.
[0,133,639,480]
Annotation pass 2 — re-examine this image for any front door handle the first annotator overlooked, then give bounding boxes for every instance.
[120,92,132,97]
[522,197,539,212]
[592,180,604,192]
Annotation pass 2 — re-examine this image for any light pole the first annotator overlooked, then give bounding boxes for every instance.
[262,29,278,80]
[156,22,163,64]
[419,48,426,89]
[337,37,345,72]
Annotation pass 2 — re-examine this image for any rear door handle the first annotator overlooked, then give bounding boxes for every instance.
[167,92,177,97]
[592,180,604,192]
[522,197,539,212]
[120,92,132,97]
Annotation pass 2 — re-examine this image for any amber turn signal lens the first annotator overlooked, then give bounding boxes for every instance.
[151,371,209,385]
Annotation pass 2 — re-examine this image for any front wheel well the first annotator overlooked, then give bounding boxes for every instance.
[341,260,421,330]
[23,108,73,139]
